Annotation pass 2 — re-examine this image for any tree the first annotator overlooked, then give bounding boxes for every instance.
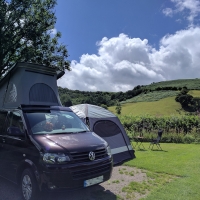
[177,94,193,107]
[101,104,107,109]
[0,0,70,76]
[60,93,72,107]
[175,87,193,107]
[115,101,122,115]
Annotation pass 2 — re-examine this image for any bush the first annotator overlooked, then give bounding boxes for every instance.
[101,104,108,109]
[171,134,184,143]
[183,134,195,144]
[142,132,156,142]
[161,135,171,143]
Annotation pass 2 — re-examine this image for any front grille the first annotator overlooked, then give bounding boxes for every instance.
[70,159,112,180]
[70,148,107,163]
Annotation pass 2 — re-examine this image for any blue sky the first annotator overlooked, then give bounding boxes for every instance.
[55,0,200,92]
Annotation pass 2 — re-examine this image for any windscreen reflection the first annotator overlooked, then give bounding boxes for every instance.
[25,110,89,134]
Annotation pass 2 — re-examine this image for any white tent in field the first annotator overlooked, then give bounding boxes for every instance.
[70,104,135,165]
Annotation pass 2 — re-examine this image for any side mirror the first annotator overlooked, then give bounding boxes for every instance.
[7,127,24,137]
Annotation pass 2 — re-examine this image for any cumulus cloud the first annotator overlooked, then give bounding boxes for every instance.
[163,0,200,24]
[58,27,200,92]
[151,27,200,79]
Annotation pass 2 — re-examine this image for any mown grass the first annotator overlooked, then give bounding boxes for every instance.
[124,143,200,200]
[122,172,174,200]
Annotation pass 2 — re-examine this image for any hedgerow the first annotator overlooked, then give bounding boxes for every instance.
[119,114,200,143]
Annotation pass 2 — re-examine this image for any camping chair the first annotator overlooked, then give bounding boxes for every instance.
[149,129,163,150]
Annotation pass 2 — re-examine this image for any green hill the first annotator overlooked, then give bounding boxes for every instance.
[59,78,200,111]
[109,90,200,116]
[121,90,179,103]
[145,78,200,90]
[109,96,182,116]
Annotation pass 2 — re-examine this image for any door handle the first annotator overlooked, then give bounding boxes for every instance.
[2,139,5,143]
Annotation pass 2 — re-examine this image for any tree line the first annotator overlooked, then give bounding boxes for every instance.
[58,85,144,108]
[58,85,193,108]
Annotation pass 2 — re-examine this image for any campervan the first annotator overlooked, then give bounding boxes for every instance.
[0,63,113,200]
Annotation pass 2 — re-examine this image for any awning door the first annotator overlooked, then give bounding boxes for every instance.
[93,120,134,165]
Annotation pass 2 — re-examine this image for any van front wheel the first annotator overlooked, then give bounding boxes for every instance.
[21,169,39,200]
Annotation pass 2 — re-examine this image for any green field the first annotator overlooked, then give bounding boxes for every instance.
[109,85,200,199]
[124,143,200,200]
[109,90,200,116]
[109,96,182,116]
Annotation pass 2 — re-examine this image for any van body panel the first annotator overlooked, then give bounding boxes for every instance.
[41,158,113,189]
[32,132,107,153]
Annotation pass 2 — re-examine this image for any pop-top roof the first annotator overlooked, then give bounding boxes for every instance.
[0,62,64,108]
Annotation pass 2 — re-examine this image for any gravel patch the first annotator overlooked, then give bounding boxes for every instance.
[101,166,148,200]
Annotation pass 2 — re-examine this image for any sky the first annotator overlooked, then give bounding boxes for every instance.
[55,0,200,92]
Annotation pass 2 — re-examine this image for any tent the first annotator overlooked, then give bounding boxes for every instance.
[70,104,135,165]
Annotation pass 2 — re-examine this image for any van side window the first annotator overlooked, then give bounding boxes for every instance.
[7,111,25,139]
[0,110,8,135]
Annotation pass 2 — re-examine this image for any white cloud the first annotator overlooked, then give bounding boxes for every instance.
[163,8,173,17]
[58,34,165,92]
[58,27,200,92]
[151,27,200,79]
[163,0,200,24]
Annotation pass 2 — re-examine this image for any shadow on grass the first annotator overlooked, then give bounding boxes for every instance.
[136,148,148,151]
[150,149,168,152]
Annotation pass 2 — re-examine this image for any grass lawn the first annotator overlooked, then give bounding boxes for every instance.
[124,143,200,200]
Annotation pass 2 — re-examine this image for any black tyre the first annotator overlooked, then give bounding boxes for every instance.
[20,168,39,200]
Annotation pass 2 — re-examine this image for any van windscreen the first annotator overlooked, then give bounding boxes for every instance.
[25,110,89,135]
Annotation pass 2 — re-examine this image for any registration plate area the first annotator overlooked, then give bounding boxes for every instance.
[84,175,103,187]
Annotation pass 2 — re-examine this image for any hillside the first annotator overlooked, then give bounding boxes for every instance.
[145,78,200,90]
[109,96,182,116]
[109,90,200,116]
[58,78,200,108]
[121,90,179,104]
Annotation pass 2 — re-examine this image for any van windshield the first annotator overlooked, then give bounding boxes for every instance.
[25,110,89,135]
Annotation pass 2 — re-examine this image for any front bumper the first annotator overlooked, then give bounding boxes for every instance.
[40,157,113,190]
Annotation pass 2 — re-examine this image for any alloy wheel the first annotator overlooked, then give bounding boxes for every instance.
[22,174,32,200]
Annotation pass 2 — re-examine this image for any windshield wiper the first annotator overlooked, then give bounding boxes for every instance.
[76,130,87,133]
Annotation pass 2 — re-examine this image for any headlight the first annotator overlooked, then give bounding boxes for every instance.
[43,153,70,164]
[106,146,112,156]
